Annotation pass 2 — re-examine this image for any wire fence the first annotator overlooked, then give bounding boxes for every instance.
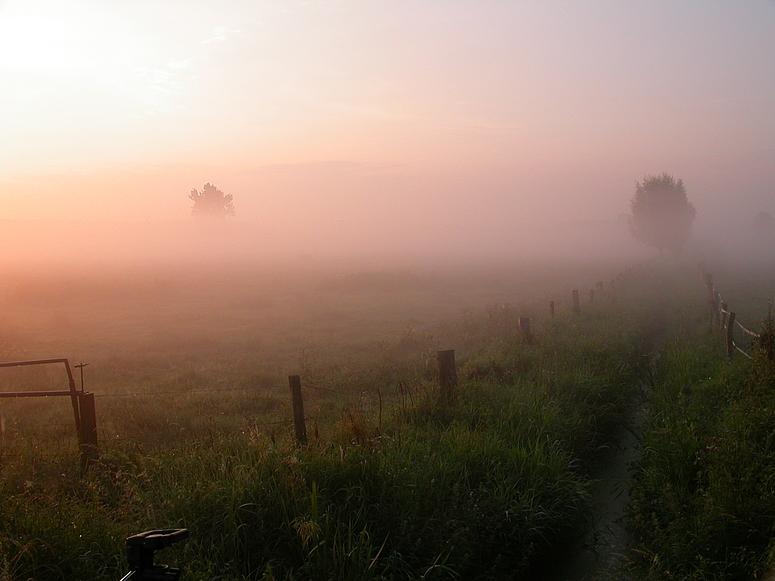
[0,261,675,455]
[701,269,769,360]
[0,266,658,460]
[90,378,352,399]
[90,379,349,431]
[0,370,368,458]
[94,384,283,398]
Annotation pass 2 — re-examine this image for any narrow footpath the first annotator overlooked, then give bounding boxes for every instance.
[544,297,667,581]
[545,387,650,581]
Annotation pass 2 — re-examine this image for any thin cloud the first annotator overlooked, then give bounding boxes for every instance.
[201,26,240,44]
[262,161,363,175]
[260,161,409,177]
[168,58,194,71]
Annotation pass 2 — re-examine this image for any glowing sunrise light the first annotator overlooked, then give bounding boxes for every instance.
[0,0,771,254]
[0,17,74,72]
[0,2,202,174]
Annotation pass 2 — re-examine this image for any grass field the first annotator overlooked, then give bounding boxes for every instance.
[2,257,770,580]
[0,259,627,447]
[628,260,775,581]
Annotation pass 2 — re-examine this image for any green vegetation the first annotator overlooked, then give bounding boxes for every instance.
[4,259,773,580]
[0,261,651,580]
[629,267,775,580]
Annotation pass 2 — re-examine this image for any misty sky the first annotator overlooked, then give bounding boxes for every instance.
[1,1,774,255]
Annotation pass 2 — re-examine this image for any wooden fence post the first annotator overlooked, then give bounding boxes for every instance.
[437,350,457,404]
[78,392,98,467]
[288,375,307,446]
[726,312,736,359]
[549,300,555,317]
[572,289,580,313]
[519,317,534,345]
[720,302,728,331]
[588,289,595,303]
[706,284,716,330]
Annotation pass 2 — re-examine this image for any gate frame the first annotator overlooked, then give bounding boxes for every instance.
[0,358,98,465]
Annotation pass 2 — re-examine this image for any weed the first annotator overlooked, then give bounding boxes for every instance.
[0,260,657,580]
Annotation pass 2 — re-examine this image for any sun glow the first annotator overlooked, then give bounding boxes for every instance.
[0,5,162,78]
[0,0,772,234]
[0,3,200,173]
[0,17,75,72]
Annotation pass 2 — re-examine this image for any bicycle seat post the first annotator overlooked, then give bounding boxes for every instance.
[122,529,189,581]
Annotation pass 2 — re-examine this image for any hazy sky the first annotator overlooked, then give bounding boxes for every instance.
[1,1,774,254]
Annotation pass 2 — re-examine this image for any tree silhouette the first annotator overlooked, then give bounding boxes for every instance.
[189,183,235,219]
[629,173,696,256]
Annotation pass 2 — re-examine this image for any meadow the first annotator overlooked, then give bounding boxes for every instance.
[0,259,628,448]
[628,261,775,580]
[2,257,767,580]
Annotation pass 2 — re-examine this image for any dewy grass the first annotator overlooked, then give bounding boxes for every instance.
[629,265,775,581]
[0,260,658,580]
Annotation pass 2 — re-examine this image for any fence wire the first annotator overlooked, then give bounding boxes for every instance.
[95,384,285,398]
[734,344,754,359]
[93,382,348,399]
[736,319,761,339]
[702,270,767,359]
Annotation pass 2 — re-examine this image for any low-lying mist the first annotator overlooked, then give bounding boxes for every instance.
[0,216,655,270]
[0,214,771,374]
[0,218,647,383]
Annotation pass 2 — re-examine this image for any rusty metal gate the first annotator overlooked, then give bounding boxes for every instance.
[0,358,98,465]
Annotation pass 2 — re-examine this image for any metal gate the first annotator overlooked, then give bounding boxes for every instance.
[0,358,98,465]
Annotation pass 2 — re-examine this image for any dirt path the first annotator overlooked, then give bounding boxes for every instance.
[545,393,648,581]
[543,305,666,580]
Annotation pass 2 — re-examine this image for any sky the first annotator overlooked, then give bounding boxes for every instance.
[1,1,774,259]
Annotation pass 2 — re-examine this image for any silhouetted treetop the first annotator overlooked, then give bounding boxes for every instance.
[189,183,235,219]
[629,173,696,256]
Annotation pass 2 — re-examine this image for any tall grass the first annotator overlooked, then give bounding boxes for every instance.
[0,261,656,580]
[629,266,775,580]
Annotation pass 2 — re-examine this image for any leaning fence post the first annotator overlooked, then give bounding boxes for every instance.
[572,289,580,313]
[437,350,457,404]
[707,285,716,330]
[726,312,736,359]
[288,375,307,446]
[720,302,728,331]
[519,317,534,345]
[78,392,98,467]
[549,300,555,317]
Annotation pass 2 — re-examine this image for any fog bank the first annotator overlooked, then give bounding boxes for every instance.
[0,217,657,272]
